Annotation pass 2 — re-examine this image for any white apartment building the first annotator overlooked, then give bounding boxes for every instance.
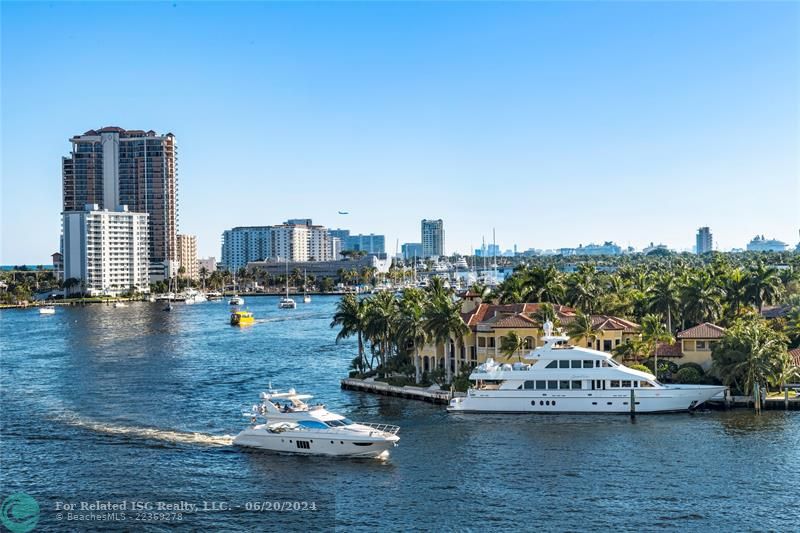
[221,220,337,271]
[62,204,150,296]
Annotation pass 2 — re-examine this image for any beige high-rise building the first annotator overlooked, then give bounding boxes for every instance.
[177,234,199,280]
[62,127,178,280]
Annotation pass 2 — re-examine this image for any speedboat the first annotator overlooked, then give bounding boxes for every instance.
[113,302,127,308]
[231,310,255,326]
[206,291,223,301]
[39,306,56,315]
[229,295,244,306]
[278,297,296,309]
[233,388,399,457]
[303,295,312,304]
[447,321,727,414]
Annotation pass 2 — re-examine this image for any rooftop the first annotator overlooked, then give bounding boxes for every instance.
[677,323,726,339]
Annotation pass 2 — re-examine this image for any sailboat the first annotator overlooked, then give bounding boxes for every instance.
[278,255,296,309]
[163,277,174,311]
[229,271,244,306]
[303,269,311,304]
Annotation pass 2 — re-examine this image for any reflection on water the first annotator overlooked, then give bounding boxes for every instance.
[2,296,798,531]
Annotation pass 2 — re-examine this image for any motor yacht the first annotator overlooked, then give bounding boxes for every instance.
[447,321,726,414]
[229,295,245,306]
[39,306,56,315]
[206,291,223,301]
[233,388,399,457]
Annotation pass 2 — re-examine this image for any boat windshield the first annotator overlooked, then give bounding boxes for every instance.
[297,420,328,429]
[325,418,354,427]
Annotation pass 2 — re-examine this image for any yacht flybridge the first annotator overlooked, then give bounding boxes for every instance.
[233,388,399,457]
[448,321,726,414]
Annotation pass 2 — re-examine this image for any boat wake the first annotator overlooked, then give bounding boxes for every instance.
[51,410,234,447]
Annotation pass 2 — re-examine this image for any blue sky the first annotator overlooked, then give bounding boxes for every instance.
[1,1,798,263]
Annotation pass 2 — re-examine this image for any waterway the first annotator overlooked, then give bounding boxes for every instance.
[1,296,797,531]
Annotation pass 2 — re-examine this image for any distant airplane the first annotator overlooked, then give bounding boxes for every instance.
[338,211,349,215]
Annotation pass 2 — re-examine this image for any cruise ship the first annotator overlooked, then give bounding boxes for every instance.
[447,321,726,414]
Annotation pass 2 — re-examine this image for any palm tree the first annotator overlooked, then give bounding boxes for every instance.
[769,351,800,409]
[494,275,528,304]
[524,266,564,303]
[363,291,398,373]
[680,272,724,326]
[639,314,674,377]
[565,311,598,349]
[425,295,468,382]
[746,263,783,313]
[531,302,558,326]
[723,267,749,322]
[398,295,429,383]
[712,319,787,406]
[199,267,209,290]
[330,294,369,372]
[648,273,679,333]
[500,331,526,362]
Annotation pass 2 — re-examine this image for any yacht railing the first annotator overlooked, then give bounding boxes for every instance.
[357,422,400,435]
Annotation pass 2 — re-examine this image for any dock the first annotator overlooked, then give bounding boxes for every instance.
[340,378,463,405]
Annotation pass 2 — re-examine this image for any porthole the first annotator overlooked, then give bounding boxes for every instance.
[330,441,334,444]
[289,440,293,443]
[552,401,556,406]
[592,402,597,405]
[540,401,544,406]
[607,402,612,405]
[340,441,344,444]
[546,401,550,406]
[531,401,535,406]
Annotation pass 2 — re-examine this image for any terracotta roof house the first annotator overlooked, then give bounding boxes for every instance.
[416,299,640,375]
[656,322,726,371]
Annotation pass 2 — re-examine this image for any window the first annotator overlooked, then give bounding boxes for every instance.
[610,380,620,388]
[535,380,546,390]
[296,440,311,449]
[547,380,558,389]
[572,380,582,390]
[621,380,631,388]
[583,360,593,368]
[684,340,695,351]
[546,361,558,369]
[524,381,535,390]
[640,381,654,388]
[478,337,486,348]
[603,340,612,352]
[696,341,707,351]
[488,337,496,348]
[559,360,570,369]
[571,360,582,368]
[559,380,570,390]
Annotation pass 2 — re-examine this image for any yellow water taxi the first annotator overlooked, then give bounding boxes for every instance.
[230,310,255,326]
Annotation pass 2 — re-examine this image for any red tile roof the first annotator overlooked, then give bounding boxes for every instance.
[789,348,800,367]
[482,313,539,329]
[655,342,683,357]
[677,323,726,339]
[559,315,640,333]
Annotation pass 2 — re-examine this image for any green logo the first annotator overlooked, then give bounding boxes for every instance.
[0,493,39,533]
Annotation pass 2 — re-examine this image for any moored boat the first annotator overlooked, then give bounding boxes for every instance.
[39,306,56,315]
[447,321,726,414]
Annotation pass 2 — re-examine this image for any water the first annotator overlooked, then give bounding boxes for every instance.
[1,296,798,531]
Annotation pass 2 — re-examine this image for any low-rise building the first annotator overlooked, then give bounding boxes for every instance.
[416,299,640,375]
[198,257,217,273]
[246,254,390,281]
[656,322,726,371]
[51,252,63,281]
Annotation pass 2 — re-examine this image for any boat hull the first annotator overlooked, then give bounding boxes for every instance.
[447,386,726,414]
[233,428,396,457]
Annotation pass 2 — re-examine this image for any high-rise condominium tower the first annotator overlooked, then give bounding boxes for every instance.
[62,127,178,279]
[421,219,445,258]
[696,227,713,254]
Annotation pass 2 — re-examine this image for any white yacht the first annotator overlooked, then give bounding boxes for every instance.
[183,288,207,304]
[39,306,56,315]
[448,322,726,414]
[233,388,400,458]
[229,295,244,306]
